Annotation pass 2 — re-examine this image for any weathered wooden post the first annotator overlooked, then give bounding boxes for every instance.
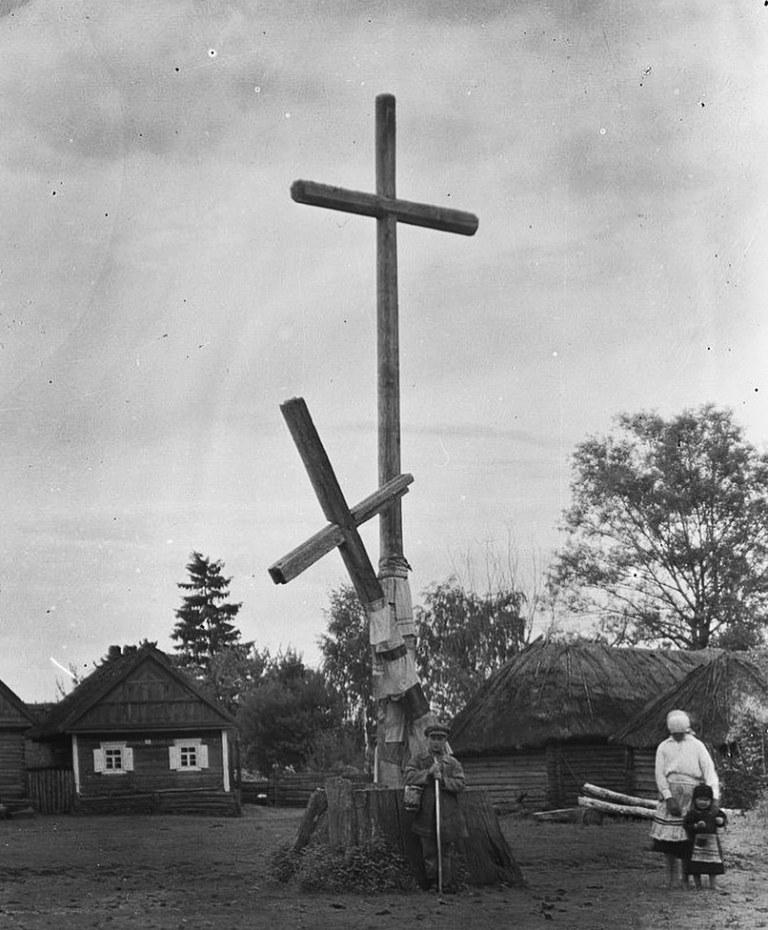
[288,94,478,784]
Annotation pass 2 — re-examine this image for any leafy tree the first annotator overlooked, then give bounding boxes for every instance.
[237,649,344,773]
[171,551,247,676]
[415,577,527,717]
[547,405,768,648]
[205,643,269,714]
[318,585,375,749]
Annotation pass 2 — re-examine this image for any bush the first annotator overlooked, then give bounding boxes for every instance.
[268,838,417,894]
[720,764,767,810]
[267,844,301,884]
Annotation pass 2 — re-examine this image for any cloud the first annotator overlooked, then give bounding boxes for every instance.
[0,0,31,16]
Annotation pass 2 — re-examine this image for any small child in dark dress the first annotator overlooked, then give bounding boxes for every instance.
[683,783,727,890]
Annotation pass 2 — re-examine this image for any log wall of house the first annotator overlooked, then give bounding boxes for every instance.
[627,748,657,798]
[76,731,226,796]
[462,743,655,812]
[25,737,60,769]
[546,742,630,809]
[0,731,26,799]
[460,752,548,812]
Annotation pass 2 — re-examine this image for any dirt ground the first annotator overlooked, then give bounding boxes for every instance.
[1,801,767,930]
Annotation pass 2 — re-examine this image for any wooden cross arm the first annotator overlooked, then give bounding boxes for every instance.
[291,179,479,236]
[276,397,384,605]
[268,473,413,585]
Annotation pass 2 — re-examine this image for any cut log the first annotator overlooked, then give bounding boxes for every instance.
[298,779,524,888]
[531,808,580,823]
[581,783,657,810]
[578,796,655,819]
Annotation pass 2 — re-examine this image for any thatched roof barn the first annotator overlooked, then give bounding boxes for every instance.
[449,639,709,811]
[613,651,768,750]
[611,651,768,799]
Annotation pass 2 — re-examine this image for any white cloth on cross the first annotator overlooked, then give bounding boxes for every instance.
[367,580,419,699]
[366,597,397,648]
[371,645,419,698]
[381,697,406,744]
[380,574,416,639]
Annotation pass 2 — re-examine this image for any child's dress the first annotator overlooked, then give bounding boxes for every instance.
[683,806,727,876]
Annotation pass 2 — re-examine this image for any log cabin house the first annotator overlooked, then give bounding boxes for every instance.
[612,650,768,798]
[27,644,240,815]
[0,678,35,808]
[449,639,710,812]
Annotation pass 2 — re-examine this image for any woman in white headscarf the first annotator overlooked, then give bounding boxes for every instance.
[649,709,720,888]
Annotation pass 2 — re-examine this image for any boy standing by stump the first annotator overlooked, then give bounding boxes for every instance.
[404,720,468,892]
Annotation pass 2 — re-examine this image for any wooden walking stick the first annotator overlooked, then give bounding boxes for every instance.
[434,765,443,894]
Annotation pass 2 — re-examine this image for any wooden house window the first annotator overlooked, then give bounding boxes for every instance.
[169,738,209,772]
[93,742,134,775]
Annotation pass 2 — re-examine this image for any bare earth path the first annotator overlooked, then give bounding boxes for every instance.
[1,804,766,929]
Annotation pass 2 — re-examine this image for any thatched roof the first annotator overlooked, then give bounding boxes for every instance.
[449,639,710,755]
[612,650,768,749]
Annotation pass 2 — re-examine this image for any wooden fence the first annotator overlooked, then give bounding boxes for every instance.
[242,771,372,808]
[27,768,75,814]
[25,768,371,813]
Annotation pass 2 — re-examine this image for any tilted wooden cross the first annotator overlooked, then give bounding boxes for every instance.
[268,398,425,713]
[290,93,478,578]
[268,397,410,606]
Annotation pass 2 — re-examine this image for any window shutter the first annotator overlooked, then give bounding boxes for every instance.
[198,743,209,769]
[169,745,181,770]
[93,748,104,774]
[123,747,134,772]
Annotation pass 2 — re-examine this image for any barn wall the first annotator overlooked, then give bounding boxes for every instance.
[0,730,27,799]
[459,752,548,812]
[76,731,226,797]
[628,748,657,798]
[25,738,60,769]
[546,741,631,809]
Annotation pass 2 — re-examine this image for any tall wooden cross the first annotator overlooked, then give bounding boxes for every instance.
[290,94,478,580]
[270,96,477,784]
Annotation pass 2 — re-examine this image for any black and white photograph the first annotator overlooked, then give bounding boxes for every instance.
[1,2,767,927]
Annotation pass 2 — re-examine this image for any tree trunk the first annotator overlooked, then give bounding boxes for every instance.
[303,778,524,887]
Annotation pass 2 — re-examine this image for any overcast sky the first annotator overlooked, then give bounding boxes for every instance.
[2,0,767,702]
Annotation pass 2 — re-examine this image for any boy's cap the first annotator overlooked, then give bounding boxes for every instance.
[424,721,450,738]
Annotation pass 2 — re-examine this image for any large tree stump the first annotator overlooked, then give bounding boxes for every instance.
[302,778,524,887]
[293,787,328,852]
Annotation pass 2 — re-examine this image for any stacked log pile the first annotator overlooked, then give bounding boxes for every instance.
[577,782,656,820]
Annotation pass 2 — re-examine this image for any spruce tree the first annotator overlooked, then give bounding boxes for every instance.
[171,551,244,675]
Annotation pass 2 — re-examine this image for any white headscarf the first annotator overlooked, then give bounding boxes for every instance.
[666,709,691,734]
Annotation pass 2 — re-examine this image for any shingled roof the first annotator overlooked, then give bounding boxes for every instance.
[450,638,711,755]
[29,644,236,738]
[612,650,768,749]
